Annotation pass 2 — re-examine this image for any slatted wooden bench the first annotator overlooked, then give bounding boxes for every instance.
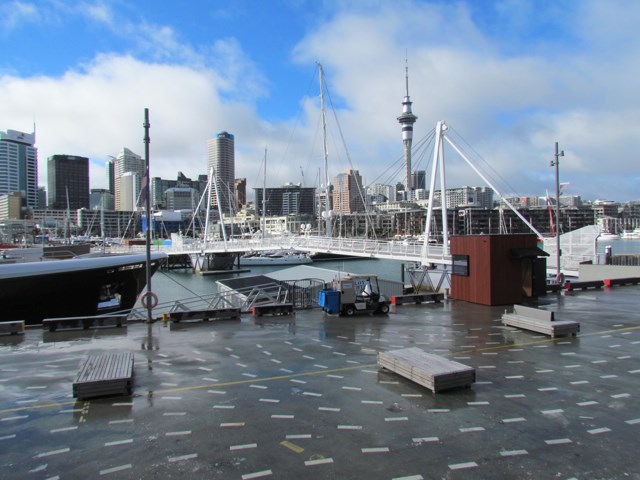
[378,347,475,393]
[502,304,579,337]
[391,293,444,305]
[0,321,25,335]
[43,314,128,332]
[169,308,241,323]
[252,303,294,316]
[73,352,134,399]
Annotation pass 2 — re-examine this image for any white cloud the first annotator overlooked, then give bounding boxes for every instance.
[0,1,38,32]
[2,0,639,204]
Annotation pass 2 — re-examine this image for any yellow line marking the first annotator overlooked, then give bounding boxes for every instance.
[280,440,305,453]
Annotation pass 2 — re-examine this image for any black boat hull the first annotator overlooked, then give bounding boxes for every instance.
[0,253,166,325]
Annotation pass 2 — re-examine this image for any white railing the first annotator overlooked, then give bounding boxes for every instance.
[108,235,452,266]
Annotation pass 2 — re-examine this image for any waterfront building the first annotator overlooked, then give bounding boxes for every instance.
[207,131,235,215]
[165,187,199,211]
[333,170,365,215]
[114,148,145,211]
[0,129,38,209]
[90,189,115,210]
[254,184,316,217]
[47,154,90,210]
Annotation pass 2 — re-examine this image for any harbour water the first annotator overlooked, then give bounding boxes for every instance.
[150,239,640,306]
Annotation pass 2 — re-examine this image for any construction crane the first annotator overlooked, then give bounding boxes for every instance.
[300,166,305,187]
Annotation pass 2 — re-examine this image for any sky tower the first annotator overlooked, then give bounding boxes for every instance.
[397,58,418,201]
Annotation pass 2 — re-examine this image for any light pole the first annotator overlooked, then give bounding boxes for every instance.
[551,142,564,283]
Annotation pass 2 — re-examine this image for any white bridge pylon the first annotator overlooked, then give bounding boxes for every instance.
[420,121,544,263]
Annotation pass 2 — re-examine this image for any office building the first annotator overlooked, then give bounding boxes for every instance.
[90,189,115,210]
[207,131,235,215]
[411,170,426,191]
[333,169,365,214]
[47,154,90,210]
[254,184,316,216]
[114,148,145,211]
[0,129,38,209]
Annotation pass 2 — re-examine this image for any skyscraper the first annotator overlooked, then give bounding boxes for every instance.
[207,131,235,215]
[114,148,145,211]
[333,169,364,215]
[47,154,90,210]
[0,129,38,209]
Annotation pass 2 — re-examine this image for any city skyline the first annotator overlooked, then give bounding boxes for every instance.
[1,1,639,202]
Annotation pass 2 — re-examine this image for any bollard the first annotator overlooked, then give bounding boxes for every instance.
[161,313,169,327]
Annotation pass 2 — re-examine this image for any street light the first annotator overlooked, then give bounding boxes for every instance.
[550,142,564,284]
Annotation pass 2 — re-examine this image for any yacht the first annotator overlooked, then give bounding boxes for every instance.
[0,252,166,325]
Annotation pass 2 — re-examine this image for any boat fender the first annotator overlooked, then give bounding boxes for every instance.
[141,291,159,309]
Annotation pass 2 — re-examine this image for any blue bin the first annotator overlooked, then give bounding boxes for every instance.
[318,289,341,314]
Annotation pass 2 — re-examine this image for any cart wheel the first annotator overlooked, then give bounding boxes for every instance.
[380,304,390,314]
[344,307,355,316]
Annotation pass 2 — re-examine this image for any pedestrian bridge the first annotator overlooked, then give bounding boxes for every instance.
[113,235,452,267]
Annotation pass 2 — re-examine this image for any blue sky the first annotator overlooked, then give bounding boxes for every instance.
[1,0,639,202]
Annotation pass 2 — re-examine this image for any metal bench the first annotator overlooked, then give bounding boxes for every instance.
[391,293,444,305]
[378,347,475,393]
[502,304,579,337]
[0,321,25,336]
[43,314,128,332]
[251,303,294,316]
[168,308,241,323]
[72,352,134,399]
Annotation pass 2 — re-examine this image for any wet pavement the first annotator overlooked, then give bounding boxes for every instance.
[1,286,639,479]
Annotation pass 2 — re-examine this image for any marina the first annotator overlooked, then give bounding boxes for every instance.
[0,251,639,478]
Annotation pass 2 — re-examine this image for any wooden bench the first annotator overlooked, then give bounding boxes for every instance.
[378,347,475,393]
[502,304,579,337]
[43,314,128,332]
[0,321,25,336]
[252,303,294,316]
[169,308,241,323]
[391,293,444,305]
[73,352,134,399]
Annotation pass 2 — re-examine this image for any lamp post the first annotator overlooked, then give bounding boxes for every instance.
[551,142,564,283]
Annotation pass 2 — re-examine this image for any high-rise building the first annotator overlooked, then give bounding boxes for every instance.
[207,131,235,215]
[234,178,247,209]
[0,129,38,209]
[47,154,90,210]
[114,148,145,211]
[333,169,365,214]
[254,184,316,216]
[411,170,426,191]
[107,158,115,196]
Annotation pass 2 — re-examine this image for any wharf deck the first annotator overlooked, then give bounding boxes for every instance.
[72,352,134,399]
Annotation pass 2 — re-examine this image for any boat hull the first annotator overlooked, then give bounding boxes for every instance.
[0,253,166,325]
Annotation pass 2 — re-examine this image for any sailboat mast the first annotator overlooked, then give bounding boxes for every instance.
[318,63,331,237]
[262,148,267,240]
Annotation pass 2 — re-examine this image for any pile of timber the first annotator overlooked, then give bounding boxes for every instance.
[378,347,475,393]
[73,352,134,399]
[502,304,579,337]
